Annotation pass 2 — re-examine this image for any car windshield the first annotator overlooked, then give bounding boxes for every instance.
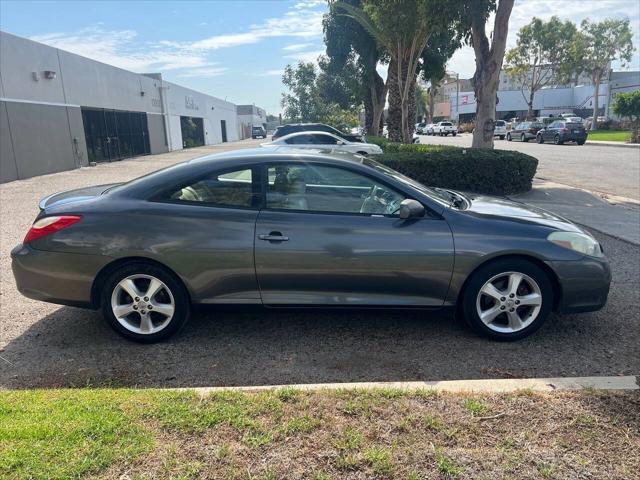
[361,157,452,207]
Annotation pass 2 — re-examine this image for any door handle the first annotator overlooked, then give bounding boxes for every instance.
[258,232,289,242]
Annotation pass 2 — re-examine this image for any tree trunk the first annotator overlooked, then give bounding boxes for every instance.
[590,74,600,131]
[387,58,402,142]
[428,85,436,123]
[527,89,535,120]
[469,0,515,149]
[371,72,387,136]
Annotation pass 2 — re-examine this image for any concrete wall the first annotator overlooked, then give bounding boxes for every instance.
[147,113,168,155]
[0,101,18,183]
[1,100,87,181]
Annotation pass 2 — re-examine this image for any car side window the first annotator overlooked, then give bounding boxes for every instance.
[313,134,339,145]
[163,168,257,207]
[266,164,406,215]
[285,134,314,145]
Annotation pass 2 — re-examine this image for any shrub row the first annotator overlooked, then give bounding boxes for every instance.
[376,148,538,195]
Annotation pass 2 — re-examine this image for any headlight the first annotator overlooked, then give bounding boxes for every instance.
[547,231,603,257]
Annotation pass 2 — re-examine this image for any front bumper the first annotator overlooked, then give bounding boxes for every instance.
[11,244,109,309]
[546,256,611,314]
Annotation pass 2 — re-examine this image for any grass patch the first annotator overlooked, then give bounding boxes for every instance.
[0,390,152,480]
[587,130,631,142]
[0,388,638,479]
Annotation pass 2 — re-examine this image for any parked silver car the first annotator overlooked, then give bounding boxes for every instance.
[12,149,610,343]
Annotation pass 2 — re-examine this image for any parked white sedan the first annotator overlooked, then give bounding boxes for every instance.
[262,131,383,155]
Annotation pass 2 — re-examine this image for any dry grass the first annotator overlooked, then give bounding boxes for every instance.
[2,388,639,479]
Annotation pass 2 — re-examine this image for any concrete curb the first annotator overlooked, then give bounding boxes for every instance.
[585,140,640,149]
[181,376,638,396]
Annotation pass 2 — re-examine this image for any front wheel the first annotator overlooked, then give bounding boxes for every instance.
[521,134,527,142]
[101,262,191,343]
[554,134,563,145]
[462,258,553,341]
[577,140,585,145]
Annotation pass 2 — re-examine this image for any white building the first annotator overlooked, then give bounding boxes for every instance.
[236,105,267,139]
[1,31,265,183]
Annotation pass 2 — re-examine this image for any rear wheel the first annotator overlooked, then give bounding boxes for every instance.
[507,132,512,141]
[499,135,505,140]
[554,134,563,145]
[577,140,585,145]
[462,258,553,341]
[537,135,544,144]
[521,133,527,142]
[452,132,457,136]
[101,262,190,343]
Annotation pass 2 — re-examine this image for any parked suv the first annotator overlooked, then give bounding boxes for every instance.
[272,123,363,142]
[433,121,457,136]
[537,121,587,145]
[493,120,507,140]
[251,126,267,139]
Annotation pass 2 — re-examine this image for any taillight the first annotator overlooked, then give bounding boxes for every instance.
[561,128,568,134]
[24,215,81,244]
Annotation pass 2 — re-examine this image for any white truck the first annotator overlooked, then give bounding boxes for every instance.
[433,121,457,136]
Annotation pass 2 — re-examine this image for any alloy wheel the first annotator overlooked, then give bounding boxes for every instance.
[110,274,175,334]
[475,271,542,334]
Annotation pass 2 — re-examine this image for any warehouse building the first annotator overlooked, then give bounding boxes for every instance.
[0,31,250,183]
[237,104,267,139]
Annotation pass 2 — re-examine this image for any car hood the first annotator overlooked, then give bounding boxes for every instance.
[461,193,583,232]
[39,183,121,210]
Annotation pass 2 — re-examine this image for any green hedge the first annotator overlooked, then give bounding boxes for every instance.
[377,148,538,195]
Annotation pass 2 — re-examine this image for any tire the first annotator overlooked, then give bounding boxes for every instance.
[499,135,505,140]
[452,132,457,136]
[101,262,191,343]
[507,133,512,141]
[537,135,544,144]
[521,133,527,142]
[461,258,553,341]
[554,134,563,145]
[577,140,585,145]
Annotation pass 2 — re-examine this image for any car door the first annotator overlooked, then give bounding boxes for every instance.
[544,121,558,140]
[284,133,316,149]
[254,162,455,306]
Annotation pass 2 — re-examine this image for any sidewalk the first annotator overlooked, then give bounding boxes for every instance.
[585,139,640,148]
[510,180,640,245]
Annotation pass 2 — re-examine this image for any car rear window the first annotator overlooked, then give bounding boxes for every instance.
[495,121,506,126]
[441,122,452,126]
[566,123,584,128]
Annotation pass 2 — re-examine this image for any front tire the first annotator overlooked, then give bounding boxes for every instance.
[554,134,563,145]
[101,262,190,343]
[521,133,527,142]
[461,258,553,341]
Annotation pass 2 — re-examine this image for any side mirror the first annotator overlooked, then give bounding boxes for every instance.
[399,199,425,219]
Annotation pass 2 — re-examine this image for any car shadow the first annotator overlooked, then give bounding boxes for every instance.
[0,299,632,389]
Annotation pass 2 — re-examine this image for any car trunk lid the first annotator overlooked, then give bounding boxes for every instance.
[39,183,121,211]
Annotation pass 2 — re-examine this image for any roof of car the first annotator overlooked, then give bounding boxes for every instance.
[188,147,361,166]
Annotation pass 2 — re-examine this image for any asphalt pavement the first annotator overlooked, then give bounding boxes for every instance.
[418,133,640,201]
[1,138,638,389]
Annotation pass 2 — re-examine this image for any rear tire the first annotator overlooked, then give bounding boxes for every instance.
[461,258,553,341]
[507,133,512,141]
[577,140,585,145]
[499,135,505,140]
[521,133,527,142]
[101,262,190,343]
[537,135,544,144]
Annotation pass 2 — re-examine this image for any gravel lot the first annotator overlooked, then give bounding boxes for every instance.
[1,139,639,388]
[418,133,640,200]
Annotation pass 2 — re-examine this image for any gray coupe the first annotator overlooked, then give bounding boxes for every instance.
[11,148,610,342]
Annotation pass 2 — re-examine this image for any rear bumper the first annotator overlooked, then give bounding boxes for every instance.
[11,244,108,309]
[560,133,587,142]
[546,257,611,314]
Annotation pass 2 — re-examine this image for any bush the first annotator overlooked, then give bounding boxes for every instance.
[377,148,538,195]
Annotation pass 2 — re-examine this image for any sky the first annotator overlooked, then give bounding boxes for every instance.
[1,0,639,115]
